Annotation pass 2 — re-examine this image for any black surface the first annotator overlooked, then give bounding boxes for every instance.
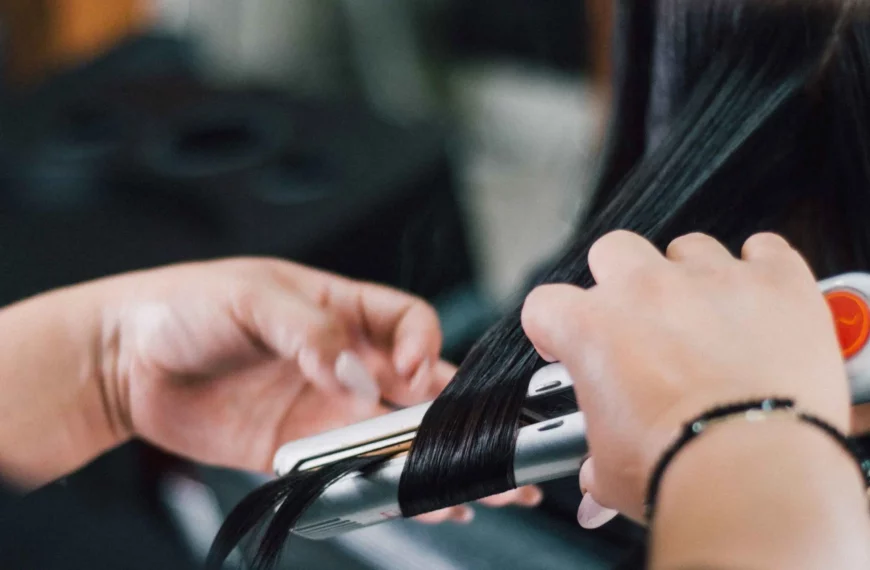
[0,476,194,570]
[0,56,474,306]
[444,0,590,72]
[0,55,475,318]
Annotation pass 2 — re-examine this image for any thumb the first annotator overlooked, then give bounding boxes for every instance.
[521,284,594,363]
[233,284,381,407]
[577,457,619,529]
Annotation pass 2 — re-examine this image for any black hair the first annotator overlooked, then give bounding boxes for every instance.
[207,1,870,568]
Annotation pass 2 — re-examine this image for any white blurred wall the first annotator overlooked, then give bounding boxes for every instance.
[450,62,603,304]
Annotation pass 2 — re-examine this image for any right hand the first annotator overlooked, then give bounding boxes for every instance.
[521,231,850,524]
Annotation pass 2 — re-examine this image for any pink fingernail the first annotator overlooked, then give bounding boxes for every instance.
[335,351,380,405]
[394,343,418,377]
[298,347,321,379]
[408,359,430,392]
[527,487,544,506]
[577,494,618,529]
[458,507,475,523]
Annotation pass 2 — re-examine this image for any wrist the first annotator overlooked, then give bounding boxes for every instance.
[0,284,130,487]
[652,417,870,570]
[94,284,135,446]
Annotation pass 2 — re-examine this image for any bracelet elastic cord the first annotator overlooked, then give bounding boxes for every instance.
[643,398,870,523]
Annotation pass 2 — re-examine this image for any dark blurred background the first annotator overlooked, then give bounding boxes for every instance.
[0,1,642,568]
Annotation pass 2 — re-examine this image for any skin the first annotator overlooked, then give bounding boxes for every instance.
[522,231,870,569]
[0,257,540,524]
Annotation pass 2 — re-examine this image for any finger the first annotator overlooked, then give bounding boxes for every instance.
[232,284,374,399]
[741,233,814,281]
[335,280,442,378]
[477,491,519,508]
[577,458,619,529]
[365,356,454,408]
[478,486,543,508]
[380,357,435,406]
[852,404,870,435]
[359,285,443,380]
[527,338,557,362]
[425,359,456,399]
[332,351,383,410]
[666,232,734,265]
[294,272,443,387]
[516,485,545,506]
[577,494,619,530]
[522,284,594,364]
[532,345,558,362]
[587,230,666,285]
[414,505,474,524]
[579,456,596,495]
[273,264,445,397]
[578,458,617,511]
[740,232,795,262]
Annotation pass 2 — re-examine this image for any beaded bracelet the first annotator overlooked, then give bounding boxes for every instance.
[643,398,870,523]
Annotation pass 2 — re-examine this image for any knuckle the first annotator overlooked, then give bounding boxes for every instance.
[668,231,712,248]
[302,312,340,346]
[742,232,792,255]
[701,259,743,285]
[745,234,812,279]
[522,287,558,327]
[627,265,675,301]
[777,246,813,274]
[666,232,713,255]
[416,301,441,329]
[225,257,302,288]
[589,230,636,263]
[521,286,547,314]
[230,279,261,318]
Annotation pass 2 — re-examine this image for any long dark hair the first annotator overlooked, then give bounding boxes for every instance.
[207,1,870,568]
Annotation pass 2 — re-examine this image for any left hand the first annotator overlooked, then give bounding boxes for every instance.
[98,258,540,521]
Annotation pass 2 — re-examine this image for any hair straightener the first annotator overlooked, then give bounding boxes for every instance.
[273,272,870,540]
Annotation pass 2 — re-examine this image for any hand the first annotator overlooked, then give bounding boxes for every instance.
[521,231,850,523]
[100,258,448,472]
[97,258,539,520]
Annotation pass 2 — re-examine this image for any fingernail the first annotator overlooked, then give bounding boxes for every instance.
[457,507,475,523]
[409,359,430,392]
[335,351,381,405]
[298,347,321,379]
[577,494,618,529]
[394,343,418,377]
[526,486,544,506]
